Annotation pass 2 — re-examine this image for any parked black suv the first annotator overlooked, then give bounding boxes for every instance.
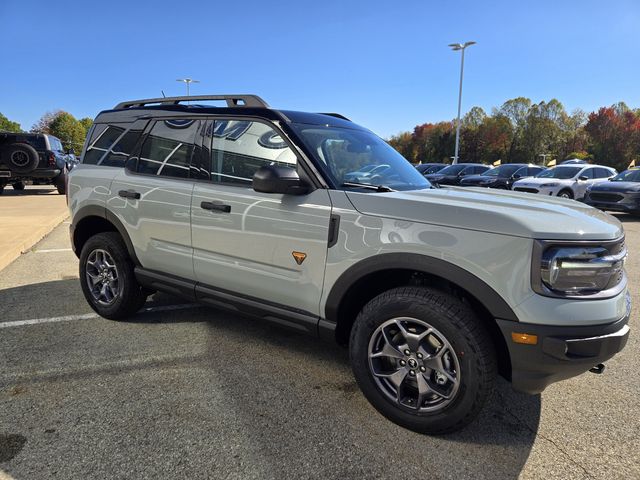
[459,163,545,190]
[424,163,491,186]
[0,132,75,194]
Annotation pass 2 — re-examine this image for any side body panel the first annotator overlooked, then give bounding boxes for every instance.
[321,190,628,327]
[108,169,195,280]
[191,184,332,316]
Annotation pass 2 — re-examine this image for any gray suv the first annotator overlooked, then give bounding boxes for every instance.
[68,95,631,434]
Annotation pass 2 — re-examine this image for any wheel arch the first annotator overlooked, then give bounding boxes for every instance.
[324,253,516,379]
[71,206,140,266]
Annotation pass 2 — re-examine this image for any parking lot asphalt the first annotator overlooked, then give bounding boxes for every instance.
[0,213,638,480]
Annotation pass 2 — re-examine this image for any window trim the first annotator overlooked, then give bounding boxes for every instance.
[123,114,326,191]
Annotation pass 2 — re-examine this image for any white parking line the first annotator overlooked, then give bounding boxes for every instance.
[0,303,199,329]
[34,248,73,253]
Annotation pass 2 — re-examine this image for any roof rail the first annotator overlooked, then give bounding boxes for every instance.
[114,94,269,110]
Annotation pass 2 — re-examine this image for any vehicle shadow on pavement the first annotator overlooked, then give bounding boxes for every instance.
[199,311,541,479]
[611,213,639,223]
[0,187,58,196]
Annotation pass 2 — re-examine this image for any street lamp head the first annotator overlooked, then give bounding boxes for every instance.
[449,41,476,51]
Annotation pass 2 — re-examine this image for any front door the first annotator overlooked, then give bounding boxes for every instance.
[190,119,332,318]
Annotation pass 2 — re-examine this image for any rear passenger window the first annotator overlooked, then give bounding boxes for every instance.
[137,119,200,178]
[209,120,297,186]
[595,168,613,178]
[581,168,594,179]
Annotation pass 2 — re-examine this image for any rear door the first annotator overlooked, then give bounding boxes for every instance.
[190,118,332,320]
[108,118,202,280]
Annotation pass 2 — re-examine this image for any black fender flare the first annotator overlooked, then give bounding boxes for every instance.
[324,252,519,323]
[71,205,141,266]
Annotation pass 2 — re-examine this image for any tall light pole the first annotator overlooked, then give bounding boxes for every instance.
[176,78,200,96]
[449,41,476,164]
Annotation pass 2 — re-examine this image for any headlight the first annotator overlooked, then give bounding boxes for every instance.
[532,238,626,297]
[540,182,559,187]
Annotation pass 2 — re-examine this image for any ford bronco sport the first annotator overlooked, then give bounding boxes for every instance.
[68,95,631,434]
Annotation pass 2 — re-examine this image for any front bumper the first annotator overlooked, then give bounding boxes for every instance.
[497,301,631,394]
[585,192,640,213]
[513,185,559,196]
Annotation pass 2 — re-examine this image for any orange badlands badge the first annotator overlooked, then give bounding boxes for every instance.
[292,251,307,265]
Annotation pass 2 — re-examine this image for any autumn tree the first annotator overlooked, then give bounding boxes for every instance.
[32,111,89,153]
[585,105,640,171]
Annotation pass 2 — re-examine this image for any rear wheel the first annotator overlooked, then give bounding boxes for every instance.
[350,287,496,434]
[54,175,66,194]
[12,182,25,191]
[79,232,148,319]
[557,189,573,199]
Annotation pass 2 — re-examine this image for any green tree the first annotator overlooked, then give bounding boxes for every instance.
[48,112,86,153]
[32,111,88,153]
[0,112,22,132]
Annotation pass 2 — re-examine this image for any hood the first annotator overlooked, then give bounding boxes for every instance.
[345,187,622,240]
[513,176,573,186]
[590,181,640,192]
[460,175,497,185]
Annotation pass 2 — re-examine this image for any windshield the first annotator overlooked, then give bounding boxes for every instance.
[424,165,445,174]
[611,169,640,182]
[437,164,467,176]
[483,165,521,177]
[536,166,581,179]
[292,124,431,191]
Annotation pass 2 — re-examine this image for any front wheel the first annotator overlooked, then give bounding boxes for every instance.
[349,287,496,434]
[79,232,148,319]
[557,189,573,199]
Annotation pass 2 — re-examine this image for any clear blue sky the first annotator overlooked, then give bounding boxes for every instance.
[1,0,639,138]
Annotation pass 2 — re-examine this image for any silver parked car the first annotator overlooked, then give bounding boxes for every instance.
[512,164,617,200]
[68,94,630,434]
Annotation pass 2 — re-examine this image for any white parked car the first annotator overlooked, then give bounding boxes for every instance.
[512,164,617,200]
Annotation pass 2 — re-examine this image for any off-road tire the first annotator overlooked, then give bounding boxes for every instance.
[54,175,66,195]
[1,143,39,173]
[350,286,496,434]
[79,232,148,320]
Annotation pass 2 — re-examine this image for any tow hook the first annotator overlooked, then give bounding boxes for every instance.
[589,363,606,374]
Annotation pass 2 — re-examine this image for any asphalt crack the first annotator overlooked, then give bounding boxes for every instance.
[495,390,595,480]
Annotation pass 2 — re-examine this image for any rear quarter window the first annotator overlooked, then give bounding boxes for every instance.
[83,121,146,167]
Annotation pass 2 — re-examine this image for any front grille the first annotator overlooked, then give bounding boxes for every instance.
[514,187,539,194]
[589,192,624,203]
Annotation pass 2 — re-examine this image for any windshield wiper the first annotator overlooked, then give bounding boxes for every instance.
[341,182,395,192]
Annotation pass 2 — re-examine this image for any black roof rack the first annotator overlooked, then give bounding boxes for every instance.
[114,94,269,110]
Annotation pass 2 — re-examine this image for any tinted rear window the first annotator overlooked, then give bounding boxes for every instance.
[83,122,145,166]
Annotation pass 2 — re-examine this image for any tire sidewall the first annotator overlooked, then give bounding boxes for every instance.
[79,232,142,319]
[350,289,492,434]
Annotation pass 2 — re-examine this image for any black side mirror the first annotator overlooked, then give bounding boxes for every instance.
[253,165,309,195]
[578,175,589,181]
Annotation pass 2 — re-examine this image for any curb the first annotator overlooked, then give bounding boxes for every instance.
[0,210,70,272]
